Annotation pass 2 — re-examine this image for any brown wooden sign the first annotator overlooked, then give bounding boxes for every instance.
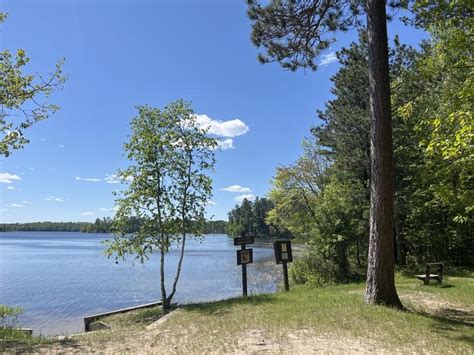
[237,248,253,265]
[234,235,255,246]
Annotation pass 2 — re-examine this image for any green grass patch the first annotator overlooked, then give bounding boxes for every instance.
[162,274,474,353]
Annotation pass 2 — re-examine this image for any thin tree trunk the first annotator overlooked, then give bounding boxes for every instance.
[167,148,192,306]
[394,202,406,266]
[167,234,186,305]
[356,238,362,268]
[364,0,403,308]
[160,237,168,311]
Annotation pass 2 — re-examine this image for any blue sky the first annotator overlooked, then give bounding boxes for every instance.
[0,0,426,223]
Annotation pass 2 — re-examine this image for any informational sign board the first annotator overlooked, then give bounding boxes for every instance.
[234,235,255,246]
[237,248,253,265]
[273,240,293,264]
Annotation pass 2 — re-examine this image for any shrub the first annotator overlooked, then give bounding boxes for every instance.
[0,304,22,329]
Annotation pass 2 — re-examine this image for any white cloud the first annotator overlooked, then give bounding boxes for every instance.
[9,203,25,208]
[105,174,133,184]
[194,114,249,138]
[99,207,117,212]
[206,201,217,206]
[22,201,32,205]
[320,51,338,67]
[40,138,46,142]
[104,174,120,184]
[59,144,65,148]
[75,176,102,182]
[6,186,14,190]
[81,211,94,216]
[221,185,251,193]
[235,194,256,203]
[216,138,234,150]
[45,196,64,202]
[0,173,21,184]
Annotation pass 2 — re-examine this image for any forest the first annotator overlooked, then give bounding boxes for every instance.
[0,219,228,234]
[228,2,473,285]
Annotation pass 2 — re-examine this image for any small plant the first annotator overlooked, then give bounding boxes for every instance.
[0,304,22,329]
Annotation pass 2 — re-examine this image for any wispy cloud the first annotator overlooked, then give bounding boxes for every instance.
[9,203,25,208]
[22,201,33,205]
[221,185,251,193]
[215,138,234,150]
[59,144,65,148]
[45,196,64,202]
[98,207,118,212]
[320,51,338,67]
[40,138,47,142]
[206,201,217,206]
[75,176,102,182]
[194,114,249,138]
[104,174,120,184]
[235,194,256,203]
[81,211,94,216]
[6,186,14,190]
[104,174,133,184]
[0,173,21,184]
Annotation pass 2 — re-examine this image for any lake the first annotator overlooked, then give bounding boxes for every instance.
[0,232,281,336]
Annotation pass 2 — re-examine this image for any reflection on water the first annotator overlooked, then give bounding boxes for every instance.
[0,232,281,335]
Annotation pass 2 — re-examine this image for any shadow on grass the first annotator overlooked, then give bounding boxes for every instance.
[184,293,278,316]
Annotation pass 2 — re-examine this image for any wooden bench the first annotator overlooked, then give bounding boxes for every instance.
[415,262,444,285]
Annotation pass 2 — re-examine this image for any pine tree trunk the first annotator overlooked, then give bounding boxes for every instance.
[364,0,403,308]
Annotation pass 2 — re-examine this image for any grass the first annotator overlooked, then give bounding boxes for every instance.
[3,274,473,353]
[170,275,473,353]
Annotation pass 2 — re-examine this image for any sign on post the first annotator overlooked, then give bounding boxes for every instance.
[237,248,253,265]
[274,240,293,264]
[273,240,293,291]
[234,233,254,297]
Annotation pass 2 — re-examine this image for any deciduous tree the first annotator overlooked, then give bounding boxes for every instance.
[105,100,216,310]
[0,13,66,157]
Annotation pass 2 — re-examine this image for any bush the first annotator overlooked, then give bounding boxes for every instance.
[289,249,341,287]
[0,304,22,329]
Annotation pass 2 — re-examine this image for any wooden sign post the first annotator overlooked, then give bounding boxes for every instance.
[273,240,293,291]
[234,234,254,297]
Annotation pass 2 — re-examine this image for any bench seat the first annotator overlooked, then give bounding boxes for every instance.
[416,262,444,284]
[415,274,441,280]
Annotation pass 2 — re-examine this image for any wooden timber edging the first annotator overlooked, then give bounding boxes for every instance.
[84,301,163,331]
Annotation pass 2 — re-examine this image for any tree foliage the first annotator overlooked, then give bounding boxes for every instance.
[227,197,287,238]
[267,3,474,292]
[0,13,66,157]
[104,100,216,310]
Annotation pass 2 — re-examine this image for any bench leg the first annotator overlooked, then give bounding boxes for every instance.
[424,275,429,285]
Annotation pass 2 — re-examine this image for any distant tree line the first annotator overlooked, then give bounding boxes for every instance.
[0,218,228,234]
[227,197,288,238]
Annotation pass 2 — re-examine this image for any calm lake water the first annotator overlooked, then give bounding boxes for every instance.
[0,232,281,335]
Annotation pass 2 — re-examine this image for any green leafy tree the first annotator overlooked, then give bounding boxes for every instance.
[105,100,216,310]
[0,13,66,157]
[247,0,405,307]
[393,1,473,266]
[228,197,285,238]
